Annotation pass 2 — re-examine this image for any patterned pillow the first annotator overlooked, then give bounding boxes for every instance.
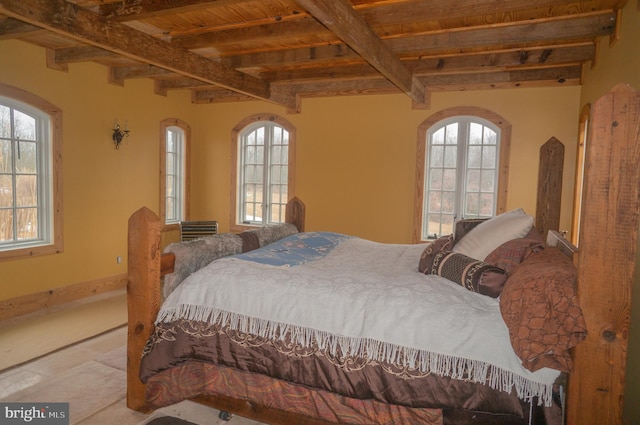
[424,250,507,298]
[484,230,545,276]
[418,234,454,273]
[499,247,587,372]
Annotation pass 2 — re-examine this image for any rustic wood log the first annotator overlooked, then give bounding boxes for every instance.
[285,196,306,233]
[536,137,564,236]
[126,207,162,413]
[566,83,640,425]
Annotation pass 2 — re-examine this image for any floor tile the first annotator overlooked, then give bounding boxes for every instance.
[0,367,44,398]
[2,360,126,425]
[81,326,128,354]
[0,292,127,370]
[22,345,107,377]
[76,398,148,425]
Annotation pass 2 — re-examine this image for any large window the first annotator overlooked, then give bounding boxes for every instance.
[160,119,190,227]
[414,107,511,242]
[231,114,296,230]
[0,84,63,260]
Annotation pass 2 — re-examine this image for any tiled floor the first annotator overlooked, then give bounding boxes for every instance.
[0,319,262,424]
[0,326,150,424]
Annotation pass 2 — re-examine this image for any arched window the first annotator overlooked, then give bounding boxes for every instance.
[160,118,190,228]
[414,107,511,242]
[231,114,296,230]
[0,84,63,260]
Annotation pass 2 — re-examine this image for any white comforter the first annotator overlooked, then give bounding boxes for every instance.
[158,232,560,405]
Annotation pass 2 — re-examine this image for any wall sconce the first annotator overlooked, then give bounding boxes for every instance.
[112,120,130,149]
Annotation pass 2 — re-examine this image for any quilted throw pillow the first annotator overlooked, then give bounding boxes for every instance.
[418,234,454,273]
[423,250,507,298]
[500,247,587,372]
[484,228,545,276]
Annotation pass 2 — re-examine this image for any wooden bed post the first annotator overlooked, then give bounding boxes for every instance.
[286,196,306,232]
[567,84,640,425]
[536,137,564,236]
[127,207,162,413]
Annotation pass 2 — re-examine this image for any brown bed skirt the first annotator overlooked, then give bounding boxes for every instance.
[146,361,444,424]
[140,319,562,424]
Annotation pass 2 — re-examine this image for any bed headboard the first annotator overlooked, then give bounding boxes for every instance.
[285,196,305,232]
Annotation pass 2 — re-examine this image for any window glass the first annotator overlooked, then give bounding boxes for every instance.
[0,92,61,257]
[239,122,289,225]
[160,119,190,227]
[421,116,502,240]
[233,115,295,229]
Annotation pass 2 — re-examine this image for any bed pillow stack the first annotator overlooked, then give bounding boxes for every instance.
[419,208,535,298]
[452,208,534,260]
[499,247,587,372]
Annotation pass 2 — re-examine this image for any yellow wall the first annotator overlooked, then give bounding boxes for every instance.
[194,87,581,243]
[576,2,640,424]
[0,41,582,296]
[0,40,197,300]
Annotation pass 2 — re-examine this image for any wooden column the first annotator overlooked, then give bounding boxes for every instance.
[126,207,162,413]
[536,137,564,236]
[567,84,640,425]
[285,196,306,232]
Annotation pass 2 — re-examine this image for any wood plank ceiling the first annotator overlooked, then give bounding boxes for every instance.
[0,0,623,112]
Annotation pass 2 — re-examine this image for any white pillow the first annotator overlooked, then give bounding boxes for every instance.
[452,209,534,260]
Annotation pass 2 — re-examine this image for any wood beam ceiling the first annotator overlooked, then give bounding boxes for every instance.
[0,0,297,110]
[295,0,427,105]
[0,0,621,109]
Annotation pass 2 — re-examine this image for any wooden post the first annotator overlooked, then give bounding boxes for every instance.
[536,137,564,236]
[126,207,162,413]
[286,196,306,232]
[567,84,640,425]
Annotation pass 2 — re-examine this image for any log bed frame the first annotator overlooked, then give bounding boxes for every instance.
[126,84,640,425]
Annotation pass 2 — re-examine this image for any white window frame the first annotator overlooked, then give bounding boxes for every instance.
[413,107,511,243]
[165,126,185,224]
[160,119,190,228]
[0,86,63,261]
[422,116,501,239]
[231,114,296,231]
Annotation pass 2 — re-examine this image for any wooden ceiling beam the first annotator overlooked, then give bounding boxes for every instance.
[262,65,581,100]
[172,17,324,50]
[155,77,212,96]
[0,17,44,39]
[358,0,613,26]
[192,87,255,104]
[51,45,119,63]
[223,12,613,71]
[0,0,295,109]
[193,60,582,104]
[418,65,582,88]
[295,0,426,105]
[386,12,616,55]
[109,64,175,85]
[223,44,360,70]
[258,44,595,83]
[98,0,253,21]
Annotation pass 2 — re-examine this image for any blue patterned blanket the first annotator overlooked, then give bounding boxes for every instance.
[233,231,351,267]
